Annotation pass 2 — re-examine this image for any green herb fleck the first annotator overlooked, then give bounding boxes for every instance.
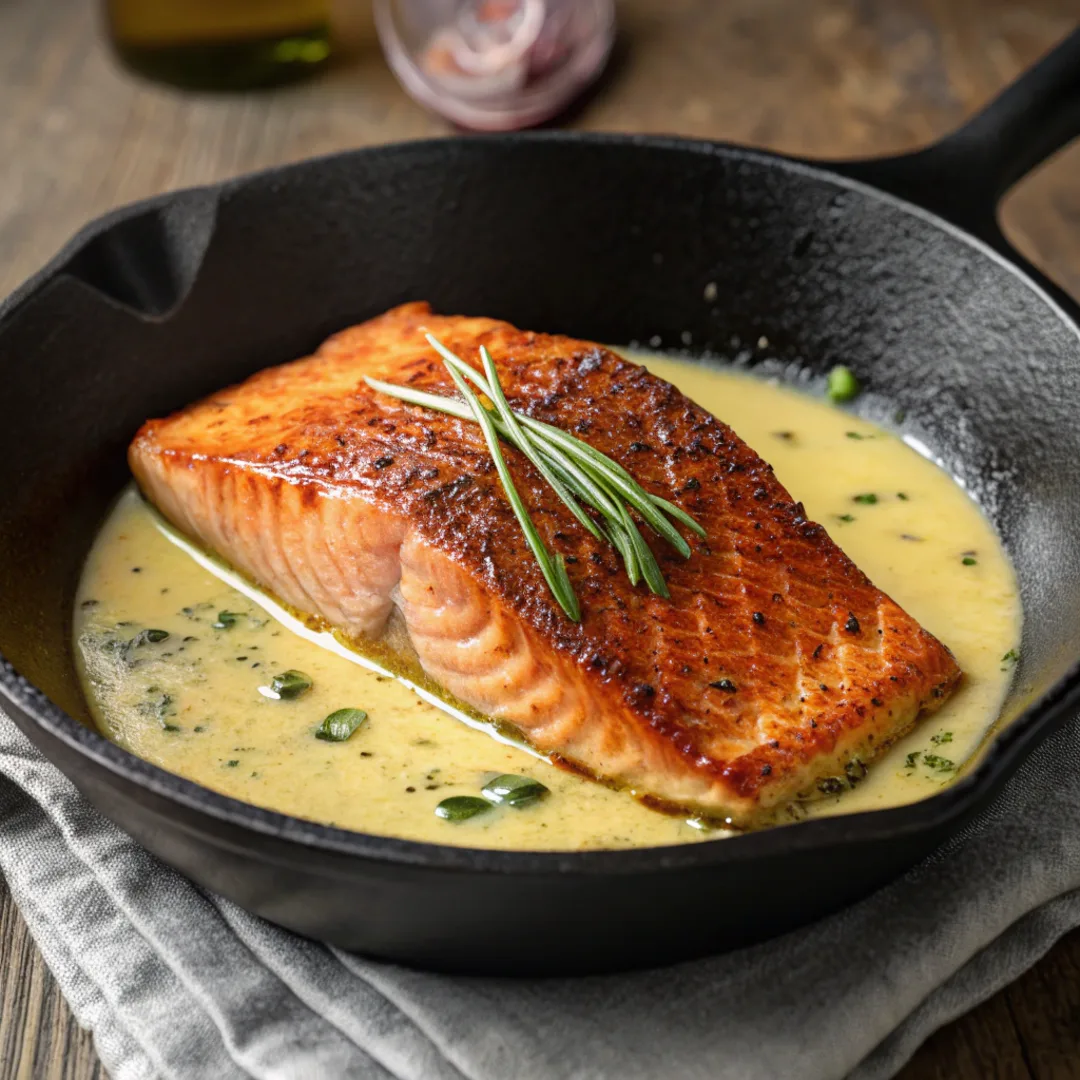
[315,708,368,742]
[905,751,921,769]
[213,611,243,629]
[138,691,175,729]
[435,796,493,822]
[922,753,956,773]
[845,758,868,784]
[897,492,910,501]
[845,431,874,441]
[930,731,953,745]
[1001,649,1019,670]
[962,556,977,566]
[826,365,860,403]
[836,513,856,523]
[224,759,240,768]
[853,493,878,505]
[481,774,550,808]
[109,627,173,664]
[270,669,313,700]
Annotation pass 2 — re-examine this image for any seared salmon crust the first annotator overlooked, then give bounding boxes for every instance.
[131,302,960,826]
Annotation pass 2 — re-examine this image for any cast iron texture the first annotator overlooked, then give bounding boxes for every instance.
[0,30,1077,974]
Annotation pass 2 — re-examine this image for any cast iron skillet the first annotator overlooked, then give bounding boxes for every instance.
[1,31,1079,976]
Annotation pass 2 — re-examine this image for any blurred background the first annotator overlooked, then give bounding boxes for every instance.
[2,0,1078,306]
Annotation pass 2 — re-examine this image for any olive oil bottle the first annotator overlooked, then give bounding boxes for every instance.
[106,0,332,90]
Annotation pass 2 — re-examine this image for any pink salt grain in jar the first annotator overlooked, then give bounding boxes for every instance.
[374,0,615,131]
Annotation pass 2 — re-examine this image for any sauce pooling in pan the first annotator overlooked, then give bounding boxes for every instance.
[75,356,1020,849]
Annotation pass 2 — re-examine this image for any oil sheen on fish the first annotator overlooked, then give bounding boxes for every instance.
[129,303,961,826]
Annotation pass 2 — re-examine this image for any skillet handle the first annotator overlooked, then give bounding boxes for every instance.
[826,26,1080,257]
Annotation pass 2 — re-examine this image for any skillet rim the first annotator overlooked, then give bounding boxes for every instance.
[3,129,1080,876]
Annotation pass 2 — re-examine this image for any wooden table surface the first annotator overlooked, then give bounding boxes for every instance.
[2,0,1079,1076]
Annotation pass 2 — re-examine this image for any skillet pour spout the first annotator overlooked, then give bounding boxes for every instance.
[0,29,1078,974]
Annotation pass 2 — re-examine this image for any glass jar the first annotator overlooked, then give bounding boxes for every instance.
[375,0,615,130]
[105,0,332,91]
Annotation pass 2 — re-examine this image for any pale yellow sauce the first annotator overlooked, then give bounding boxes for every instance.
[74,356,1021,849]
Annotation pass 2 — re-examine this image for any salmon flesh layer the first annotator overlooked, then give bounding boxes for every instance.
[130,302,961,826]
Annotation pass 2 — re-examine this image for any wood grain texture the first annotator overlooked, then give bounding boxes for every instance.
[0,0,1078,1077]
[0,880,104,1080]
[900,990,1034,1080]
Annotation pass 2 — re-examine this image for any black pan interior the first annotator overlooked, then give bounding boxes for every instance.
[1,136,1079,971]
[5,136,1078,732]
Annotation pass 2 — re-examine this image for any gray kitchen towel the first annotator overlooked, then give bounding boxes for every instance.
[2,707,1080,1080]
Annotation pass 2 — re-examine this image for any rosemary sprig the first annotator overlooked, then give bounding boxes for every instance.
[440,349,581,623]
[363,334,706,620]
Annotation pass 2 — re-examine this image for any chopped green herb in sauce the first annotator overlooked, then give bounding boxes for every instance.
[269,669,313,700]
[212,611,243,629]
[1001,649,1020,670]
[930,731,953,745]
[844,758,868,784]
[922,753,956,773]
[853,493,878,505]
[836,513,856,523]
[315,708,368,742]
[845,431,874,441]
[138,691,176,730]
[481,774,550,808]
[826,365,860,403]
[962,556,977,566]
[435,796,493,822]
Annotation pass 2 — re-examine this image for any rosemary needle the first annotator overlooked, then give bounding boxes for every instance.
[364,335,705,618]
[441,357,581,622]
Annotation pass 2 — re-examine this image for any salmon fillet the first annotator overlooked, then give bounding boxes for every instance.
[130,302,961,827]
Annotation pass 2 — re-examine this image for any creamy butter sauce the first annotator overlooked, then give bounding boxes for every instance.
[74,356,1021,849]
